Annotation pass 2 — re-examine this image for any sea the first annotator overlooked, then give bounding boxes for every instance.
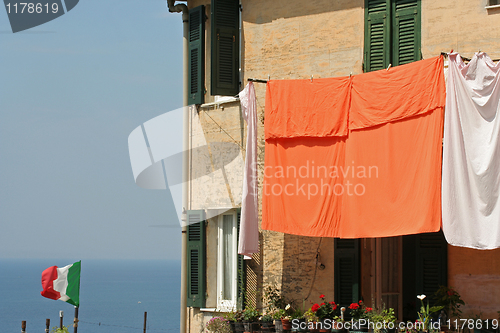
[0,259,181,333]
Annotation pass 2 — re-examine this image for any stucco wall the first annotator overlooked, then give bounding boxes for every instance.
[422,0,500,60]
[448,246,500,319]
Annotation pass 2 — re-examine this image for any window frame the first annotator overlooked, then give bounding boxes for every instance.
[216,210,238,311]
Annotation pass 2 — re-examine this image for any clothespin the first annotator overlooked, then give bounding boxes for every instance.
[387,64,392,71]
[349,72,353,78]
[268,74,270,81]
[311,75,313,82]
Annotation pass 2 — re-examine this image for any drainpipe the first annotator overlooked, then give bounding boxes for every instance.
[166,1,189,333]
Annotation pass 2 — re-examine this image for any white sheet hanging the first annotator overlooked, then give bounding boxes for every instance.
[442,52,500,249]
[238,82,259,256]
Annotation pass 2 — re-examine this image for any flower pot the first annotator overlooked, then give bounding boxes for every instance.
[291,319,307,332]
[282,318,292,330]
[379,328,396,333]
[319,319,333,332]
[349,321,369,333]
[243,321,260,333]
[243,320,251,333]
[261,320,273,331]
[275,319,284,333]
[234,321,245,332]
[309,322,320,333]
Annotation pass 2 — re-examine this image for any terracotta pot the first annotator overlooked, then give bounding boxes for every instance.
[282,318,292,330]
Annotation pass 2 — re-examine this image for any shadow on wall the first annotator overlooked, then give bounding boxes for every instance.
[242,0,363,24]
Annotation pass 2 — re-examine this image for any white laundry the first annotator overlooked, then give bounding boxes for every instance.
[442,52,500,249]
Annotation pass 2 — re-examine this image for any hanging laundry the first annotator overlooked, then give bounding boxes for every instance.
[442,52,500,249]
[262,56,445,238]
[238,82,260,255]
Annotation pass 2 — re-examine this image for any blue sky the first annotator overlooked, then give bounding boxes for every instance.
[0,0,184,260]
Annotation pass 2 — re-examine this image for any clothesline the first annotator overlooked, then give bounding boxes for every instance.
[247,53,500,84]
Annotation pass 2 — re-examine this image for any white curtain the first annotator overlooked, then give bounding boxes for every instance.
[222,215,234,300]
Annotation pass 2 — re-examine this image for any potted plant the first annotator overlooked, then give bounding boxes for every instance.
[261,313,274,331]
[304,308,320,332]
[273,308,286,332]
[349,301,371,332]
[310,294,340,332]
[365,303,396,333]
[291,308,306,332]
[206,316,232,333]
[224,310,244,332]
[332,314,346,333]
[433,286,465,323]
[51,327,70,333]
[243,306,260,333]
[264,286,289,333]
[417,294,444,332]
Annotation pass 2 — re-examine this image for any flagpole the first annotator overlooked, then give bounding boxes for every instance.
[74,306,79,333]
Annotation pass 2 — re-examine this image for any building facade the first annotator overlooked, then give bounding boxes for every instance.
[178,0,500,331]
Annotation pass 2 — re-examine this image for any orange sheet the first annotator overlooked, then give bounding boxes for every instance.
[350,57,445,129]
[262,56,445,238]
[265,77,351,139]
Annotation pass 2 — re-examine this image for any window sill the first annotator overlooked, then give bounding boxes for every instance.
[486,4,500,9]
[200,307,235,313]
[199,97,240,109]
[200,308,217,312]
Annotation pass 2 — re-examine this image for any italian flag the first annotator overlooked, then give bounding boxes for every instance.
[41,261,81,306]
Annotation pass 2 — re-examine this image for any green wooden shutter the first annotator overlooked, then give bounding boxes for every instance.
[392,0,421,66]
[236,209,246,310]
[364,0,391,72]
[211,0,240,96]
[188,5,205,105]
[334,239,360,306]
[415,231,447,305]
[187,210,206,307]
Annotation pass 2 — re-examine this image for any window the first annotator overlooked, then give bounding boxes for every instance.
[188,0,240,105]
[188,5,205,105]
[211,0,240,97]
[217,211,238,310]
[487,0,500,8]
[334,239,360,306]
[364,0,421,72]
[186,210,206,308]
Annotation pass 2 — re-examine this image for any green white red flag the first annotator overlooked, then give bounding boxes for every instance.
[41,261,81,306]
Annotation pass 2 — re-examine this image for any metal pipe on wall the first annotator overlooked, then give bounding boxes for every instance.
[166,2,189,333]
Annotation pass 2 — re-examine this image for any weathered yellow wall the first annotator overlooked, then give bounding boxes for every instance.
[422,0,500,60]
[448,246,500,319]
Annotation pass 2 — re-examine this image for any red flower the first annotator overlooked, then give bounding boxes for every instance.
[321,303,325,306]
[320,294,325,299]
[311,303,320,312]
[331,303,338,310]
[366,307,373,312]
[349,303,360,310]
[447,290,455,297]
